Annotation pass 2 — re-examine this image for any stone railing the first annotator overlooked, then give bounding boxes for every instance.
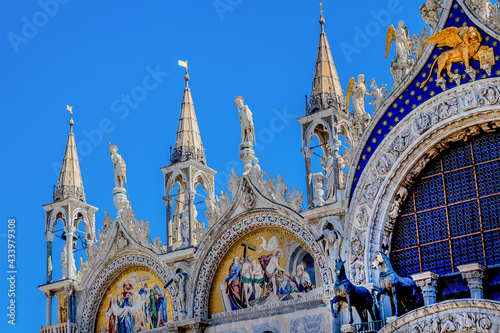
[40,322,78,333]
[378,299,500,333]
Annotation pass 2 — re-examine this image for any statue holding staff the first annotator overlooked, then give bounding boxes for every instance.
[234,96,255,145]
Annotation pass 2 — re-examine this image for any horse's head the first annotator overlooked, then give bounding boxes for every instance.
[334,259,345,277]
[371,251,384,269]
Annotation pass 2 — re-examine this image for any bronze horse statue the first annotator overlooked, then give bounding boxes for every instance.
[330,259,377,324]
[371,251,421,317]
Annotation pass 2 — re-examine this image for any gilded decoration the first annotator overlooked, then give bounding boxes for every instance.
[94,266,173,333]
[208,227,320,316]
[352,2,500,198]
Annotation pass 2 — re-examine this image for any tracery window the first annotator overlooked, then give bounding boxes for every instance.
[391,131,500,285]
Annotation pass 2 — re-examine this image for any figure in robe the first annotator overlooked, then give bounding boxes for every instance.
[224,256,245,310]
[138,284,150,327]
[296,265,314,293]
[119,280,134,333]
[259,249,288,295]
[321,152,336,201]
[149,287,158,328]
[109,144,127,189]
[234,96,255,145]
[154,285,168,326]
[105,295,118,333]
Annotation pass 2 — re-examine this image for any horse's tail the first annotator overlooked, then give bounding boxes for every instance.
[420,56,439,89]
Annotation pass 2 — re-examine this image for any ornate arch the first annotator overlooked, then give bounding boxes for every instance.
[70,207,93,235]
[79,253,175,332]
[303,118,333,151]
[190,211,332,319]
[347,79,500,285]
[47,207,68,232]
[165,170,188,196]
[192,170,213,194]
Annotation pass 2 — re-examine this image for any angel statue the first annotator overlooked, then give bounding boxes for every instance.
[345,74,367,115]
[367,78,388,112]
[420,26,485,88]
[386,20,412,61]
[234,96,255,145]
[109,142,127,189]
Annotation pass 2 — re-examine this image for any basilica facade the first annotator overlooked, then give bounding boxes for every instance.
[39,1,500,332]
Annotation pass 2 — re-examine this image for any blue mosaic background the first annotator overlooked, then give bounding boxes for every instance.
[351,1,500,198]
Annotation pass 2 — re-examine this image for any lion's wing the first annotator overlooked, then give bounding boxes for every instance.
[425,27,462,48]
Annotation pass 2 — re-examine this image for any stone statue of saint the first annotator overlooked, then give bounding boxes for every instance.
[180,205,189,245]
[170,269,187,313]
[109,144,127,189]
[275,175,288,205]
[323,229,343,262]
[321,151,336,201]
[234,96,255,145]
[352,74,367,115]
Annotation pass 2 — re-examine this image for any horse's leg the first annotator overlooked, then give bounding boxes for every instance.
[330,297,339,318]
[347,294,354,324]
[391,286,399,317]
[355,306,366,323]
[368,306,377,322]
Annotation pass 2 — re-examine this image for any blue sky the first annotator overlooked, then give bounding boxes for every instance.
[0,0,426,331]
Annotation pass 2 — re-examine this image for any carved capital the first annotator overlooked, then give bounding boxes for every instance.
[45,231,55,242]
[301,147,313,159]
[412,271,439,305]
[458,263,486,299]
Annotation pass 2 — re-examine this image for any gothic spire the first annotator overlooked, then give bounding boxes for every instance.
[171,66,206,165]
[307,4,344,114]
[54,112,86,202]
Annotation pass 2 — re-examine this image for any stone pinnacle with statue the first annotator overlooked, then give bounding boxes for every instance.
[109,141,129,213]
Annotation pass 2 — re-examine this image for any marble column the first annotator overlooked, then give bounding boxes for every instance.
[458,263,486,299]
[65,224,76,280]
[45,231,55,283]
[301,147,313,209]
[187,190,196,247]
[164,195,173,251]
[44,291,53,326]
[412,271,439,306]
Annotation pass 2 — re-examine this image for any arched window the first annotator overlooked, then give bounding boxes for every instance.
[391,130,500,300]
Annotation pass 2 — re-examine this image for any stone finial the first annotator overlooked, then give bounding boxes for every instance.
[412,271,439,306]
[457,262,486,299]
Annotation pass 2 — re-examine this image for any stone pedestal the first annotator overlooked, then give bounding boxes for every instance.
[412,271,439,306]
[113,187,128,214]
[458,263,486,299]
[239,143,256,175]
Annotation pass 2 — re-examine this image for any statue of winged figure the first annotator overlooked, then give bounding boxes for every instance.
[386,20,412,60]
[420,26,484,88]
[345,74,367,115]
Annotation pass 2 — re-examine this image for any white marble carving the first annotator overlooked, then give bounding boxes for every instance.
[419,0,442,32]
[352,74,367,115]
[367,78,388,113]
[313,172,325,207]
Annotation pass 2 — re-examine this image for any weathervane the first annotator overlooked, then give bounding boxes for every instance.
[320,2,323,14]
[67,105,73,115]
[178,59,188,71]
